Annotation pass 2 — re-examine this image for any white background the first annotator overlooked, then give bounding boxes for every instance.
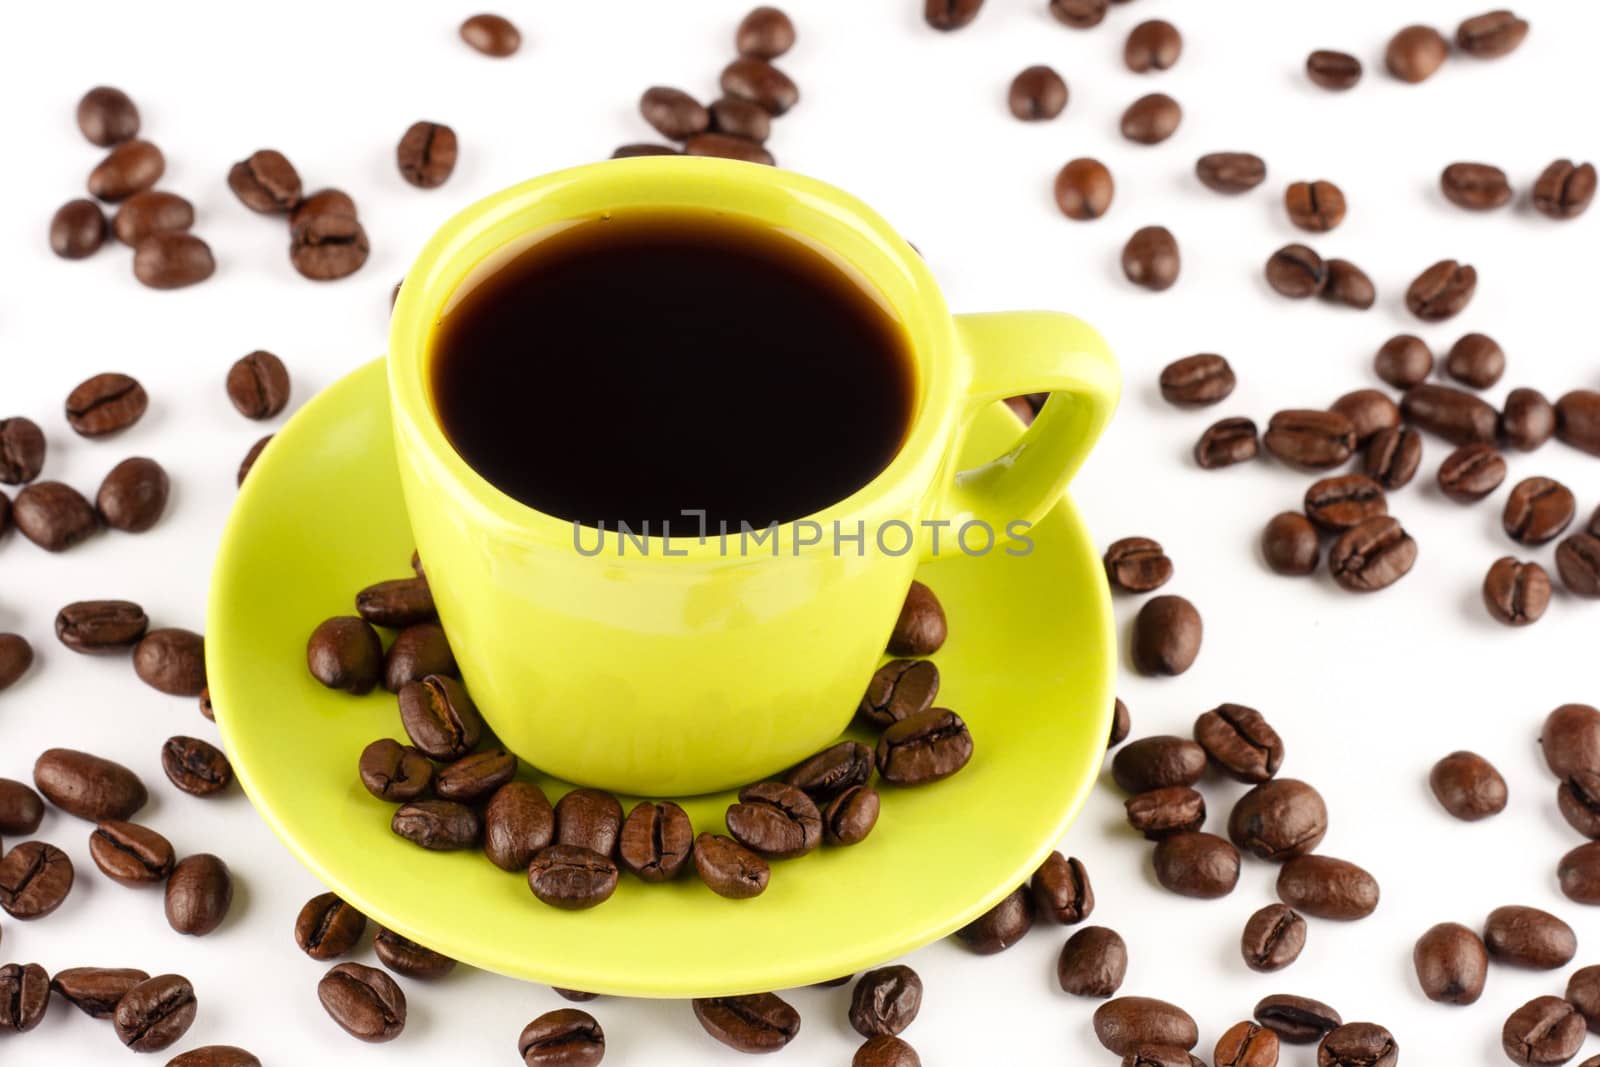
[1,1,1598,1063]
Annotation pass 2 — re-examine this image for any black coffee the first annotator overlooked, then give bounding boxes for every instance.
[430,210,914,529]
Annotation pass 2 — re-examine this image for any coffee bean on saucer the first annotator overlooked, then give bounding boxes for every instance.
[1501,388,1556,451]
[1195,704,1283,783]
[1541,703,1600,780]
[435,748,516,804]
[1195,152,1266,193]
[1049,0,1106,28]
[555,788,623,857]
[1009,66,1068,120]
[166,1049,262,1067]
[56,599,148,651]
[1092,997,1198,1055]
[781,740,872,802]
[34,747,147,820]
[1264,410,1355,469]
[50,967,149,1019]
[356,577,435,627]
[1195,417,1259,469]
[1364,427,1422,490]
[1483,557,1551,625]
[97,457,168,532]
[134,627,205,696]
[89,818,174,886]
[1285,180,1345,232]
[1319,1023,1397,1067]
[318,962,405,1042]
[392,800,481,850]
[1122,226,1179,290]
[1329,517,1416,592]
[693,832,769,899]
[710,96,772,142]
[460,13,521,56]
[1057,926,1128,998]
[693,992,800,1053]
[1125,20,1181,71]
[1305,475,1386,531]
[1558,534,1600,597]
[237,434,272,485]
[111,190,193,247]
[1502,997,1585,1065]
[1254,994,1340,1044]
[396,121,457,188]
[728,782,823,859]
[823,785,880,845]
[295,891,367,960]
[1104,537,1173,592]
[1445,333,1504,389]
[113,973,195,1051]
[1132,595,1201,676]
[13,481,99,551]
[227,149,301,214]
[849,966,921,1037]
[618,800,693,881]
[0,778,44,835]
[50,198,107,258]
[1558,771,1600,837]
[1569,965,1600,1028]
[1484,905,1576,969]
[290,214,369,280]
[1110,699,1131,747]
[1120,93,1181,145]
[1457,9,1529,56]
[1112,736,1205,793]
[1405,259,1476,321]
[65,372,146,437]
[373,927,456,979]
[1558,389,1600,455]
[1322,259,1375,309]
[1125,786,1205,840]
[1505,477,1576,544]
[1154,831,1240,898]
[225,351,290,420]
[0,635,32,692]
[399,675,483,760]
[859,659,939,728]
[165,853,231,934]
[1375,335,1433,389]
[1413,922,1488,1004]
[78,86,140,145]
[1441,162,1512,210]
[88,139,164,201]
[876,707,973,784]
[738,6,795,58]
[519,1008,605,1067]
[1277,855,1378,919]
[1241,903,1306,972]
[1265,245,1326,298]
[640,88,710,141]
[0,841,74,918]
[720,58,799,114]
[1561,841,1600,903]
[956,885,1034,953]
[307,616,383,694]
[1403,383,1498,446]
[483,780,555,871]
[1054,158,1113,220]
[384,621,454,692]
[888,580,946,656]
[1437,443,1505,502]
[1533,160,1596,220]
[1386,24,1449,82]
[1429,751,1507,820]
[1229,778,1328,861]
[1262,512,1319,576]
[134,231,214,289]
[1160,354,1233,407]
[1306,50,1361,89]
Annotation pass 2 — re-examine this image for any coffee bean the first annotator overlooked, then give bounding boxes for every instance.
[481,780,555,871]
[1503,996,1585,1066]
[1557,389,1600,455]
[1255,994,1341,1044]
[1321,259,1375,309]
[226,351,290,420]
[134,232,214,289]
[519,1008,604,1067]
[1364,427,1422,490]
[727,781,822,859]
[108,190,193,248]
[1412,922,1488,1005]
[396,121,458,188]
[1055,926,1127,998]
[56,599,148,652]
[34,747,146,820]
[1213,1021,1279,1067]
[1241,903,1306,972]
[373,927,456,979]
[555,787,623,857]
[50,198,107,258]
[859,659,939,728]
[399,675,483,760]
[1121,226,1180,290]
[956,885,1034,953]
[0,962,48,1032]
[1154,831,1240,898]
[924,0,983,29]
[1125,786,1205,840]
[1558,770,1600,838]
[1195,151,1266,193]
[460,13,521,56]
[1483,557,1551,625]
[0,416,44,485]
[848,965,922,1037]
[1265,244,1326,298]
[1533,160,1596,220]
[89,818,174,886]
[436,748,516,804]
[97,456,169,532]
[876,707,973,784]
[1543,704,1600,780]
[1109,699,1130,746]
[1435,444,1505,504]
[693,992,799,1053]
[720,58,799,114]
[227,149,301,213]
[1505,477,1575,545]
[615,799,693,882]
[134,627,205,696]
[1560,841,1600,903]
[1306,50,1362,89]
[1160,354,1233,407]
[1020,853,1091,931]
[88,139,164,201]
[382,621,452,693]
[1428,751,1508,821]
[1228,778,1328,861]
[823,785,880,845]
[888,580,946,656]
[1192,417,1257,470]
[1104,536,1174,593]
[307,616,383,694]
[165,853,231,935]
[1557,534,1600,597]
[1093,997,1198,1055]
[1318,1022,1397,1067]
[709,96,772,142]
[161,735,232,798]
[295,891,367,960]
[1120,93,1181,145]
[13,481,98,550]
[1132,595,1201,676]
[290,213,370,280]
[855,1035,920,1067]
[640,87,710,141]
[1277,855,1378,919]
[291,188,358,231]
[0,636,31,692]
[611,143,678,158]
[1009,65,1068,120]
[112,973,196,1052]
[1265,410,1356,470]
[1484,905,1576,969]
[1055,158,1114,220]
[684,131,775,166]
[1499,387,1555,451]
[78,86,140,146]
[1262,512,1319,576]
[0,841,74,918]
[1112,736,1205,793]
[1444,332,1505,389]
[1568,965,1600,1030]
[1403,383,1499,446]
[780,741,872,804]
[1458,9,1529,55]
[319,962,405,1042]
[1329,516,1417,592]
[1592,507,1600,538]
[1405,259,1476,321]
[166,1048,262,1067]
[0,779,43,835]
[392,800,481,851]
[693,832,769,898]
[737,6,795,57]
[1125,20,1181,72]
[1304,475,1386,532]
[1441,162,1512,210]
[1386,24,1449,82]
[1374,335,1433,389]
[50,966,148,1019]
[1195,704,1284,783]
[237,434,272,484]
[1049,0,1106,28]
[1285,180,1345,232]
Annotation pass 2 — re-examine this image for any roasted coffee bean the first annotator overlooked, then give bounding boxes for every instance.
[1445,332,1505,389]
[1561,841,1600,903]
[90,818,174,886]
[1195,704,1283,783]
[876,707,973,785]
[1125,19,1181,72]
[13,481,98,550]
[1364,427,1422,490]
[1242,903,1306,972]
[1265,410,1355,469]
[88,139,164,200]
[611,143,678,158]
[113,973,195,1051]
[290,213,369,280]
[56,599,148,652]
[1009,65,1068,120]
[1110,699,1131,746]
[693,992,800,1053]
[295,891,367,960]
[1049,0,1106,26]
[1533,160,1597,220]
[1405,259,1476,321]
[356,577,435,627]
[855,1036,920,1067]
[360,737,432,801]
[1413,922,1488,1005]
[1285,180,1345,232]
[484,781,555,871]
[226,351,290,419]
[728,782,822,859]
[290,188,357,230]
[0,779,43,835]
[1132,595,1202,676]
[0,636,31,692]
[97,457,168,532]
[307,616,383,694]
[1195,417,1259,469]
[166,1048,262,1067]
[1120,93,1182,145]
[50,967,148,1019]
[554,989,600,1002]
[1568,965,1600,1030]
[640,87,710,141]
[1504,477,1575,545]
[1055,158,1114,220]
[399,675,483,760]
[1484,905,1575,969]
[1277,855,1378,919]
[617,800,693,881]
[519,1008,605,1067]
[1558,771,1600,838]
[693,832,769,898]
[782,740,872,802]
[1403,383,1498,446]
[0,962,49,1032]
[1093,997,1199,1055]
[888,580,946,656]
[720,58,799,114]
[1437,443,1506,502]
[0,416,44,485]
[1125,786,1205,840]
[1195,151,1266,193]
[0,841,74,918]
[396,121,457,188]
[849,965,922,1037]
[1558,534,1600,597]
[1318,1023,1397,1067]
[1265,245,1326,298]
[683,131,775,165]
[925,0,984,30]
[1104,536,1174,592]
[710,96,772,142]
[1255,994,1341,1044]
[383,621,453,692]
[1113,736,1206,793]
[1592,507,1600,538]
[1032,851,1094,924]
[460,13,521,56]
[1323,391,1401,444]
[1160,354,1233,407]
[165,854,231,935]
[435,748,516,803]
[859,659,939,728]
[1263,512,1321,575]
[1229,778,1328,861]
[1329,516,1417,592]
[1304,475,1386,532]
[1306,50,1362,89]
[1154,831,1240,898]
[1559,389,1600,455]
[1483,557,1551,625]
[373,927,456,979]
[1429,751,1507,820]
[956,885,1034,953]
[318,962,405,1042]
[1441,162,1512,210]
[555,787,623,857]
[392,800,481,851]
[1457,9,1529,56]
[78,86,140,145]
[1501,388,1556,451]
[1543,704,1600,780]
[34,748,146,820]
[227,149,301,213]
[1322,259,1375,310]
[1502,996,1585,1066]
[135,628,206,696]
[737,6,795,57]
[134,232,214,288]
[1375,335,1433,389]
[50,198,107,258]
[1386,24,1449,82]
[1213,1021,1279,1067]
[237,434,271,484]
[824,785,880,845]
[1057,926,1128,998]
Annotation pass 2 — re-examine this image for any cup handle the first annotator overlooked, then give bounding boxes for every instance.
[926,312,1120,551]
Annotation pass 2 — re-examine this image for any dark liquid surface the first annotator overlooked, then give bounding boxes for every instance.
[430,211,915,529]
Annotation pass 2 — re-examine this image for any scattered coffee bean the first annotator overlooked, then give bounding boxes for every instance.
[859,659,939,728]
[1160,354,1234,407]
[78,86,140,146]
[1023,851,1092,927]
[0,841,74,918]
[357,577,435,628]
[1445,332,1505,389]
[88,139,164,201]
[1122,226,1180,290]
[1429,751,1508,820]
[1121,94,1182,145]
[1104,536,1174,593]
[1262,512,1320,575]
[0,778,44,835]
[1502,996,1585,1066]
[693,832,769,899]
[1125,20,1181,72]
[226,351,290,419]
[1542,704,1600,780]
[1214,1021,1279,1067]
[876,707,973,784]
[290,188,358,230]
[555,787,623,857]
[1113,736,1206,793]
[392,800,481,851]
[1556,389,1600,455]
[1195,152,1267,193]
[373,927,457,979]
[383,622,453,693]
[1364,427,1422,490]
[1132,595,1201,676]
[720,57,799,114]
[737,7,795,58]
[1277,855,1379,919]
[1229,778,1328,861]
[1441,162,1512,210]
[1092,997,1198,1055]
[1501,387,1556,451]
[50,198,107,258]
[1009,65,1068,120]
[295,891,367,960]
[1483,557,1551,625]
[1437,443,1506,503]
[460,13,521,56]
[1195,704,1283,783]
[1533,160,1596,220]
[611,143,678,158]
[1405,259,1476,321]
[710,96,772,142]
[166,1048,262,1067]
[14,481,99,550]
[1153,831,1240,898]
[1125,786,1205,840]
[1413,922,1488,1005]
[1560,840,1600,903]
[1568,965,1600,1029]
[1057,926,1128,998]
[618,800,693,880]
[693,992,800,1053]
[1457,9,1529,56]
[1484,904,1576,969]
[1557,770,1600,838]
[1049,0,1107,28]
[396,121,458,188]
[237,434,272,484]
[435,748,516,804]
[165,853,231,935]
[318,962,405,1043]
[484,780,555,871]
[1264,409,1355,470]
[888,580,946,656]
[520,1008,605,1067]
[1241,903,1306,972]
[65,370,145,437]
[227,149,301,213]
[849,965,922,1037]
[97,456,169,532]
[1255,994,1341,1044]
[1318,1022,1397,1067]
[1557,534,1600,597]
[855,1035,920,1067]
[290,213,370,280]
[1195,416,1259,469]
[1375,335,1433,389]
[823,785,880,845]
[1306,50,1362,89]
[1403,383,1499,446]
[89,818,175,886]
[0,635,32,692]
[134,627,206,696]
[1304,474,1386,532]
[924,0,983,31]
[782,740,872,802]
[1504,477,1575,545]
[684,131,775,165]
[641,87,710,141]
[957,885,1034,953]
[1329,516,1417,592]
[1055,158,1114,220]
[56,599,148,652]
[50,966,148,1019]
[0,416,45,485]
[134,231,214,289]
[161,735,231,798]
[1386,24,1449,82]
[34,747,146,821]
[726,781,821,859]
[307,616,383,694]
[1265,244,1327,298]
[1322,259,1375,309]
[113,974,196,1052]
[399,675,484,761]
[1285,180,1345,232]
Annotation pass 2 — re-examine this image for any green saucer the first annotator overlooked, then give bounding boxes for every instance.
[207,359,1114,997]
